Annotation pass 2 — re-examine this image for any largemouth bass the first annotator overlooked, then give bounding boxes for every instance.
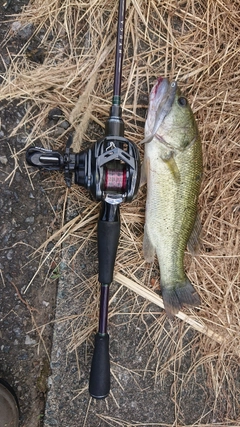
[143,77,202,317]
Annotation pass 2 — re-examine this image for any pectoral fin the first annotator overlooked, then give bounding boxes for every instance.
[143,224,155,263]
[162,154,180,183]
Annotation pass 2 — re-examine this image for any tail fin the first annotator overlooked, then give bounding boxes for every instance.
[161,277,201,318]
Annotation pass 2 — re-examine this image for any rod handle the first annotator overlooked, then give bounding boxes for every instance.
[89,333,110,399]
[98,204,120,284]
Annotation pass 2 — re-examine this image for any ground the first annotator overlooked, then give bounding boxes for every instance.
[1,1,239,427]
[0,104,61,426]
[0,3,61,425]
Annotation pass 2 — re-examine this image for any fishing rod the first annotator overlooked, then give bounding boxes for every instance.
[26,0,140,399]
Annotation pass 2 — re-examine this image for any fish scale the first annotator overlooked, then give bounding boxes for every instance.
[143,78,202,317]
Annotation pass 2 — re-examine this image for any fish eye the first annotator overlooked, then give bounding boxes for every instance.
[178,97,188,107]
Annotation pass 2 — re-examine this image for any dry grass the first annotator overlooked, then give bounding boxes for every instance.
[1,0,239,424]
[96,418,239,427]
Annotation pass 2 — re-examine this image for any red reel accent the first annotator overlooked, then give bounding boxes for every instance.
[104,168,127,192]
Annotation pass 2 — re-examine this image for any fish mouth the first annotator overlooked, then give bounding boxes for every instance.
[144,77,177,143]
[149,77,170,107]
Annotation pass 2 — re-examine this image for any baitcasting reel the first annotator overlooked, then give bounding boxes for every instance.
[26,106,140,205]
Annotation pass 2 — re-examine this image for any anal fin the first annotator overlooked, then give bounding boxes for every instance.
[143,224,155,263]
[187,212,202,255]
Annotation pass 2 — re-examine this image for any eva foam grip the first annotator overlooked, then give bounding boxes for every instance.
[98,219,120,284]
[89,333,110,399]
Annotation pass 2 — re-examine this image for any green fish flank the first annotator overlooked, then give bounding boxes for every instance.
[143,78,203,318]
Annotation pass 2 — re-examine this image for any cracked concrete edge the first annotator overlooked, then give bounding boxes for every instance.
[43,254,84,427]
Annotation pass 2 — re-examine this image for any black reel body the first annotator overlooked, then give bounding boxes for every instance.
[26,135,140,204]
